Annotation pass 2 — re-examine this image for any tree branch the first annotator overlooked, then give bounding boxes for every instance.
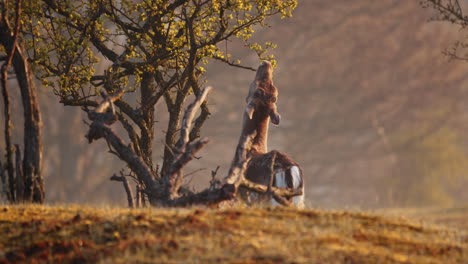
[188,72,211,141]
[212,55,257,72]
[140,72,179,114]
[42,0,124,63]
[239,178,303,199]
[110,172,134,208]
[116,112,142,158]
[224,132,254,186]
[167,184,236,207]
[85,91,159,202]
[165,125,255,207]
[178,86,212,149]
[164,86,212,199]
[60,98,99,108]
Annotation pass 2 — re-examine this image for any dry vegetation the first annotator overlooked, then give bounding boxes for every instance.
[0,205,466,263]
[382,206,468,232]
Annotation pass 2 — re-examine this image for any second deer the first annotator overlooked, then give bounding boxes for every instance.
[238,61,305,208]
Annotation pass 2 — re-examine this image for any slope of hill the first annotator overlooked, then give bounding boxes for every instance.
[0,205,466,263]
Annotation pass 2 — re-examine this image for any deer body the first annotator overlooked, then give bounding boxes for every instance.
[239,61,305,208]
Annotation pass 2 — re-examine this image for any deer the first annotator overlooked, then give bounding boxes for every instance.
[238,61,305,208]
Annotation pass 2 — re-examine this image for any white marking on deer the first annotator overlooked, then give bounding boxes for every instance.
[290,166,305,208]
[271,166,305,208]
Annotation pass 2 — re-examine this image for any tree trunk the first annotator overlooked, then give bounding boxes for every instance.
[15,46,44,203]
[161,92,184,178]
[0,61,15,202]
[139,72,155,173]
[0,25,44,203]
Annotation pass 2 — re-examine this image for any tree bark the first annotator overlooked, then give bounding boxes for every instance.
[161,88,186,177]
[0,62,15,202]
[14,144,23,202]
[110,174,134,208]
[163,87,212,200]
[139,72,155,172]
[87,121,158,195]
[86,91,160,204]
[14,46,44,203]
[0,161,6,199]
[0,0,44,203]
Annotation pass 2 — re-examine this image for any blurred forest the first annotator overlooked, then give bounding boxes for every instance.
[1,0,468,208]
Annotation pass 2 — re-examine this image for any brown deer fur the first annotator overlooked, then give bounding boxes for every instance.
[238,61,304,207]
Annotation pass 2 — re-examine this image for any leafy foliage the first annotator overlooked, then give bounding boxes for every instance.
[23,0,295,99]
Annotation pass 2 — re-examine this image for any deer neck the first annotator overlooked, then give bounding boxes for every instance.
[252,115,269,154]
[240,107,270,155]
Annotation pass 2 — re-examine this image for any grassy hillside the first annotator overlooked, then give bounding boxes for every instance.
[0,205,466,263]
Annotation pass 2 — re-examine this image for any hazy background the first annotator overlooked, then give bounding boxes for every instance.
[2,1,468,208]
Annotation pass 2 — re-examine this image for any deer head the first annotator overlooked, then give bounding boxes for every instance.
[245,61,281,125]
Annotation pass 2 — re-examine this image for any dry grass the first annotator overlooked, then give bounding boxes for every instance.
[0,205,466,263]
[381,206,468,232]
